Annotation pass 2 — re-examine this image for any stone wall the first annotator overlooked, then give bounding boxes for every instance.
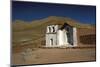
[77,28,96,47]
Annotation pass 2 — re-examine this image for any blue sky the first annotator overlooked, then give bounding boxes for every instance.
[12,1,96,24]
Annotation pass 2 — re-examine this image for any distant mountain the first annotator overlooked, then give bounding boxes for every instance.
[12,16,95,32]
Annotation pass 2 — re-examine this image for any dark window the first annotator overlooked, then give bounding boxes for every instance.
[52,26,55,32]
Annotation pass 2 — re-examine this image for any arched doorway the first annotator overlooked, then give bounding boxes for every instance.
[50,39,53,46]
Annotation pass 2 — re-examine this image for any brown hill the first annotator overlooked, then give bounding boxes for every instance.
[13,16,95,32]
[12,16,95,47]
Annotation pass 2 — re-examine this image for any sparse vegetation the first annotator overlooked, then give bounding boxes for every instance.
[12,16,95,47]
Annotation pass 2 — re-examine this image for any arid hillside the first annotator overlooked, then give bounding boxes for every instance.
[12,16,95,48]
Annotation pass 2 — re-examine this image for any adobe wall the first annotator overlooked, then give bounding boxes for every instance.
[77,28,96,47]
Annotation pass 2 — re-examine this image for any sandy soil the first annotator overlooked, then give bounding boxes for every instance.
[12,47,96,65]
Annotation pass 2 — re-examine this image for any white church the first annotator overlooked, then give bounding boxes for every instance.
[45,23,77,47]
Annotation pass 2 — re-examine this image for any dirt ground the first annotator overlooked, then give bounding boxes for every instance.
[12,47,96,65]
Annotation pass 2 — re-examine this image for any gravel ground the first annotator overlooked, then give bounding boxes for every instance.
[12,47,96,65]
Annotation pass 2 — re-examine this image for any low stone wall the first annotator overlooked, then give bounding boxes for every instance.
[80,34,96,44]
[77,28,96,46]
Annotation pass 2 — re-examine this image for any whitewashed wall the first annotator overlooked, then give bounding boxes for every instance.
[46,34,57,47]
[57,30,69,47]
[46,25,78,47]
[73,27,77,47]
